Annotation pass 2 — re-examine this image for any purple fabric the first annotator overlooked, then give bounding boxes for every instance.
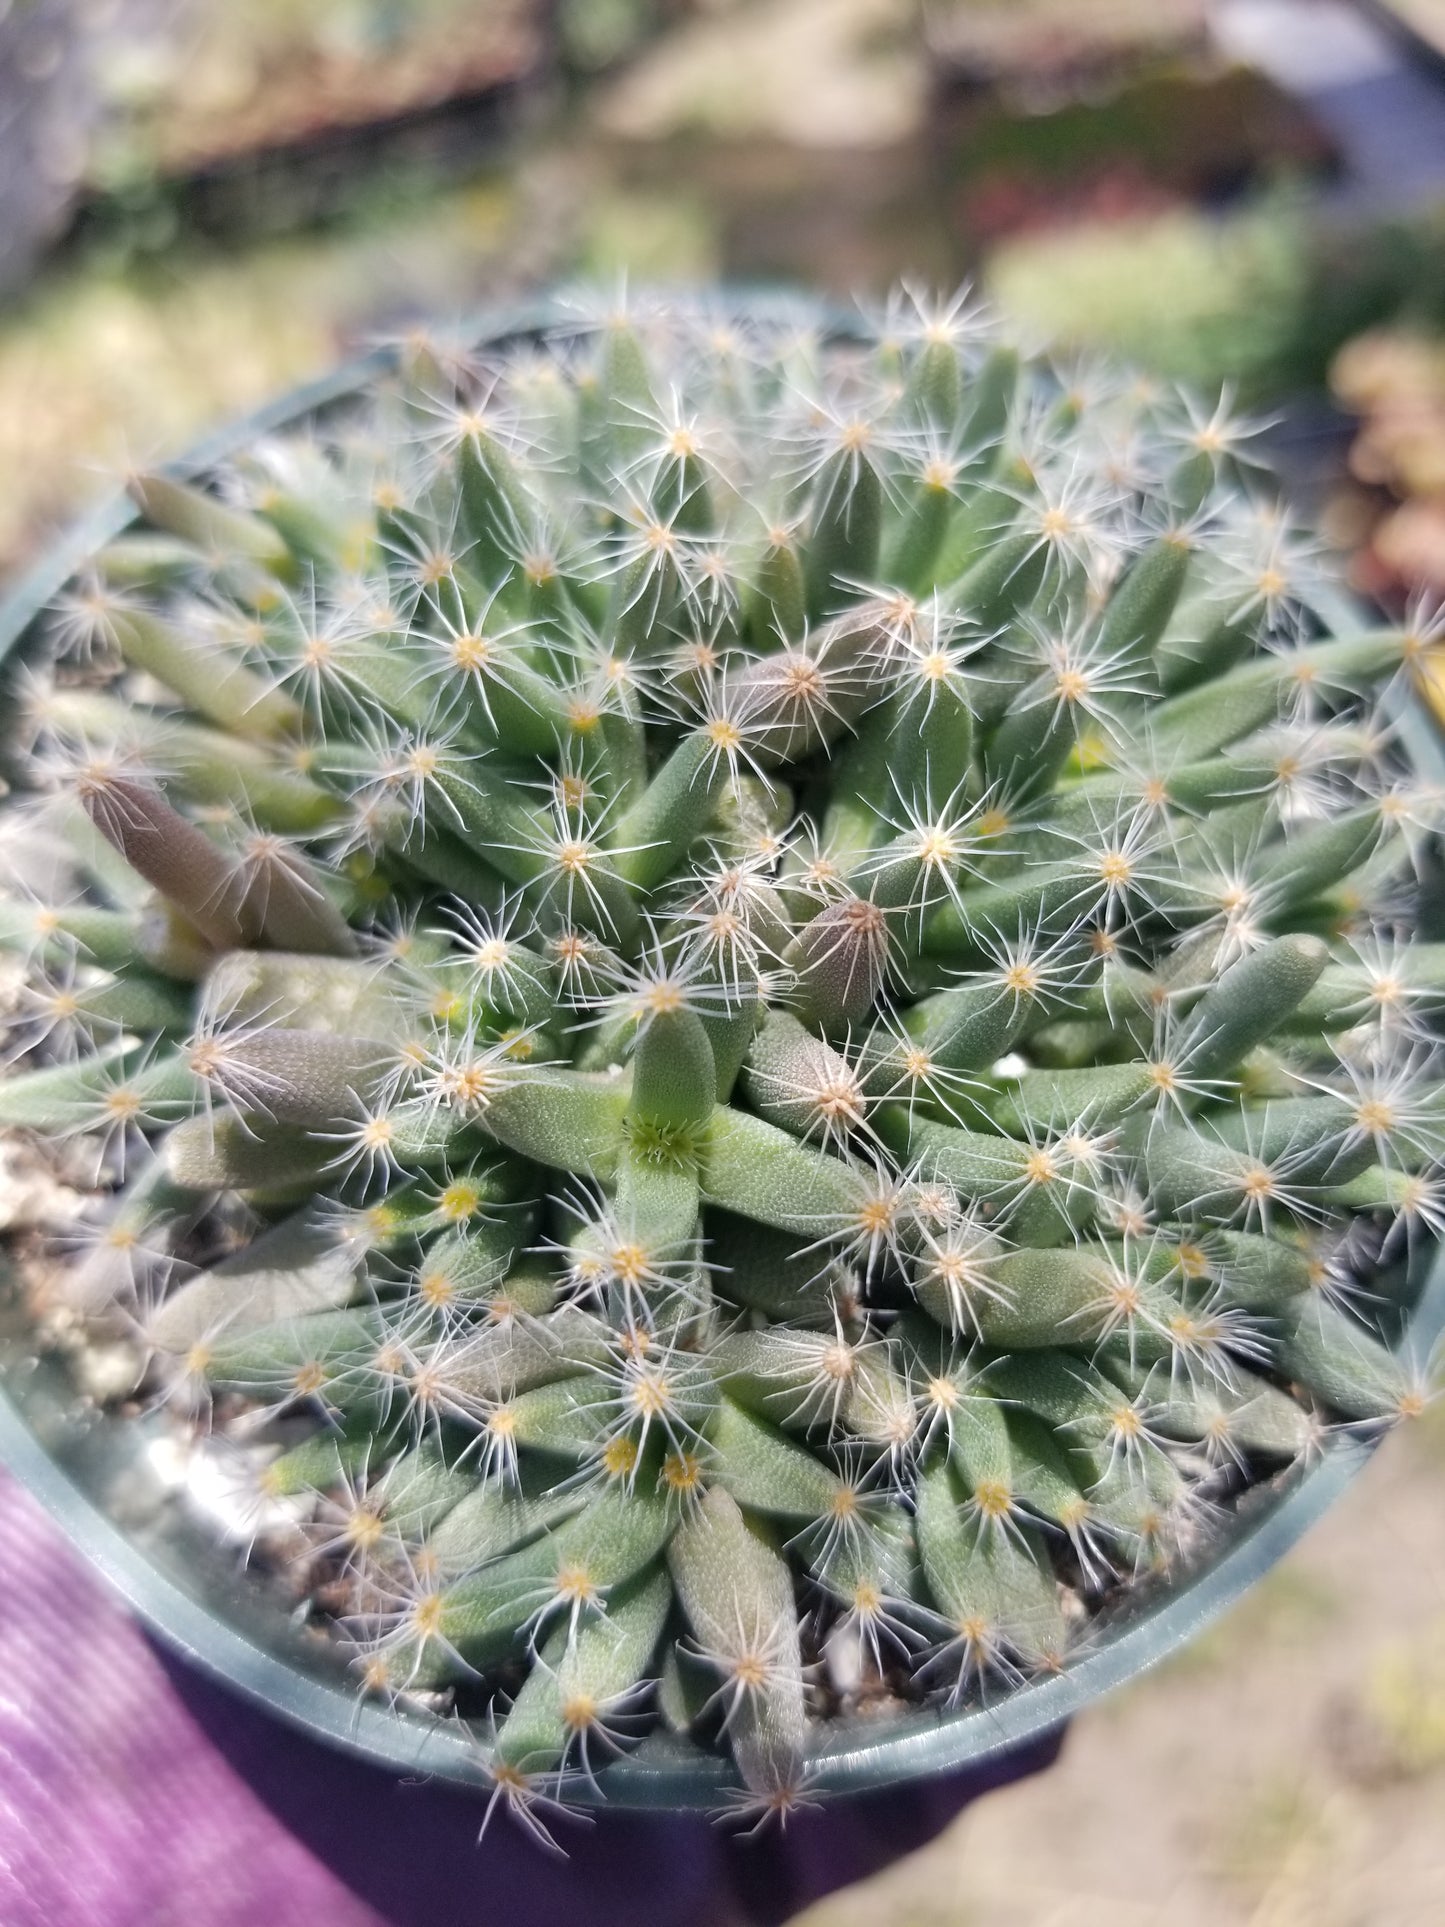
[0,1469,1064,1925]
[0,1470,381,1927]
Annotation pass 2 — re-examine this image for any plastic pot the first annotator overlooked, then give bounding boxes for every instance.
[0,295,1442,1813]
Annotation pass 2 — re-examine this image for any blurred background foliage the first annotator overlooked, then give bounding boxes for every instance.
[7,0,1445,598]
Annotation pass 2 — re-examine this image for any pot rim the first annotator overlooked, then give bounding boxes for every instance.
[1,293,1442,1807]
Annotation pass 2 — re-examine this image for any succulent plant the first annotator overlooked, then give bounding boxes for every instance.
[1,288,1441,1836]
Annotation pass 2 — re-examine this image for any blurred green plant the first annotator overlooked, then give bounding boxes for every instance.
[0,176,525,572]
[989,199,1445,403]
[574,187,719,282]
[988,203,1317,393]
[1364,1620,1445,1777]
[557,0,672,76]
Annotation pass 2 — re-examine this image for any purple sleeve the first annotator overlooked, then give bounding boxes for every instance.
[0,1471,1063,1927]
